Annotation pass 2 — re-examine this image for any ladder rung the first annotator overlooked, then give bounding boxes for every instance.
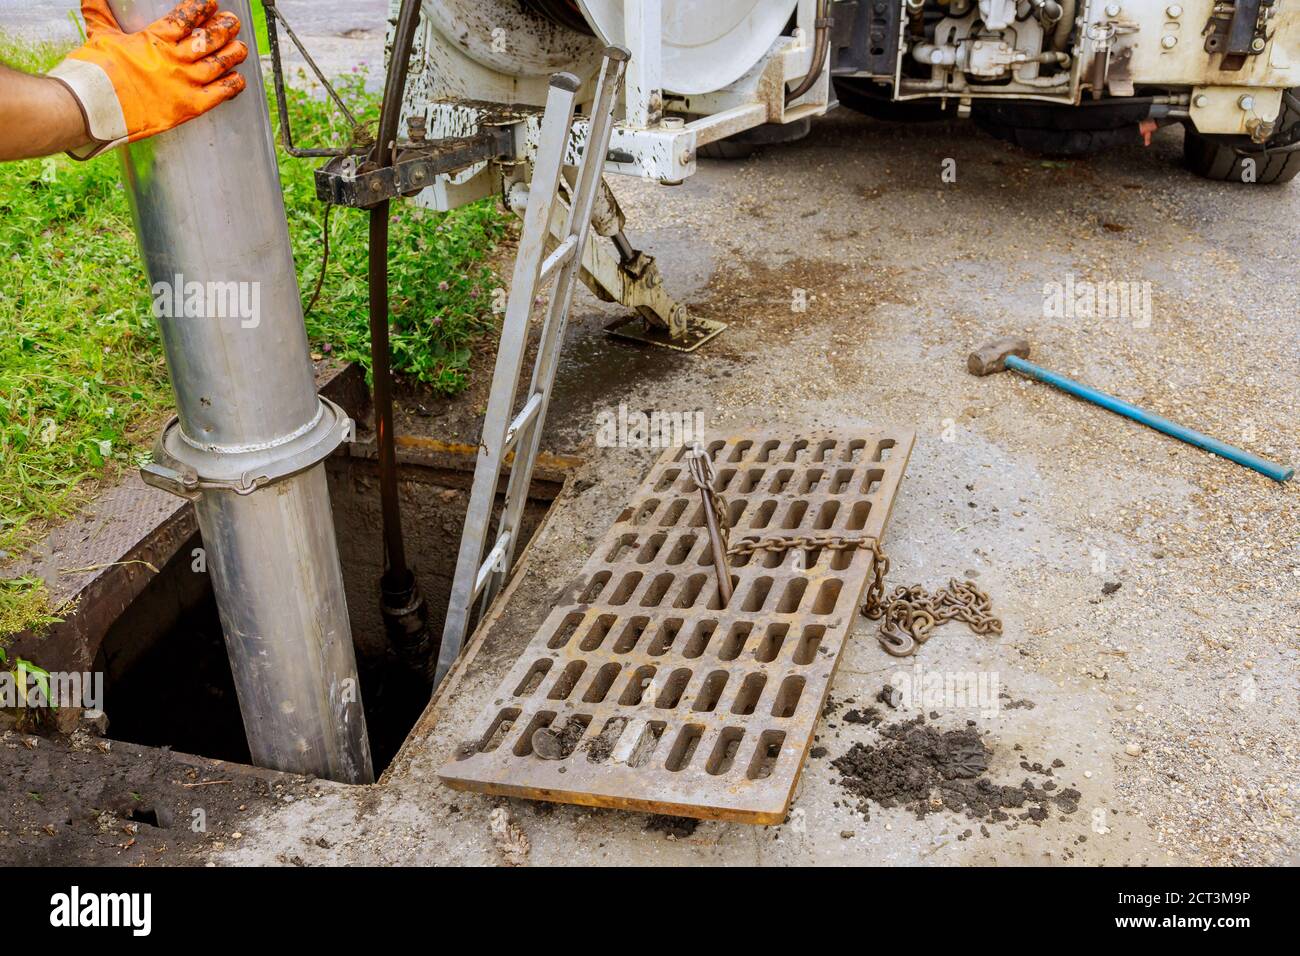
[503,393,543,453]
[538,235,578,287]
[474,531,513,600]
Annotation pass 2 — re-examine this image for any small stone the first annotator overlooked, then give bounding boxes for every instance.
[1125,743,1143,756]
[839,830,855,839]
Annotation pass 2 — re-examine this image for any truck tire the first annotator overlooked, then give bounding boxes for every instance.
[1183,90,1300,184]
[971,99,1154,156]
[699,139,760,160]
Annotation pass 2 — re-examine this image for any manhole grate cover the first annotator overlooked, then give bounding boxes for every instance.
[439,431,915,824]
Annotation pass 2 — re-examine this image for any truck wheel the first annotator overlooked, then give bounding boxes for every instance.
[1183,90,1300,184]
[1183,133,1300,183]
[971,100,1154,156]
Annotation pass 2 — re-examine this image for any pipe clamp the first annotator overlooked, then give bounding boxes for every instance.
[141,397,355,500]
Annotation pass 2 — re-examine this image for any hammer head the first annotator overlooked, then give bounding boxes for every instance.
[968,336,1031,376]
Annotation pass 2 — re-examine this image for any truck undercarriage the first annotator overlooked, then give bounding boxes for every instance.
[396,0,1299,215]
[830,0,1300,180]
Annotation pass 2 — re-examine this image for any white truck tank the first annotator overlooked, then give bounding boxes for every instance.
[417,0,801,101]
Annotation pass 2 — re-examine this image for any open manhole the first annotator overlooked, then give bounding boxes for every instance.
[94,445,567,778]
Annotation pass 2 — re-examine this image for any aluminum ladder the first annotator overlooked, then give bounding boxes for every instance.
[436,47,630,685]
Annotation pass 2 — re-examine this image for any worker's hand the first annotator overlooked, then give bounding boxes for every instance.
[47,0,249,159]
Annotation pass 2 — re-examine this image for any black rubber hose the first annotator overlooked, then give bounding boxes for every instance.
[366,200,406,581]
[377,0,425,168]
[366,0,437,679]
[786,0,831,106]
[367,0,424,582]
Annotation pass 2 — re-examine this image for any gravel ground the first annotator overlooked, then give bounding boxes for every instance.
[207,111,1294,867]
[600,114,1300,864]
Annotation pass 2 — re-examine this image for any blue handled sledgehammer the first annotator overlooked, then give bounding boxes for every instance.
[968,336,1294,483]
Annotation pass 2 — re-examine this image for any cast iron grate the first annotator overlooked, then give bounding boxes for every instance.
[439,431,914,824]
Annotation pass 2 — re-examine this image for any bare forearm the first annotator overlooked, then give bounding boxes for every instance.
[0,63,92,161]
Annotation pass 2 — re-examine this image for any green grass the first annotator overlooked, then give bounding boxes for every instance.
[0,32,510,640]
[250,0,270,53]
[277,71,510,391]
[0,35,160,641]
[0,578,64,639]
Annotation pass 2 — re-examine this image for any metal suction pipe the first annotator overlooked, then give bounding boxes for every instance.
[114,0,373,784]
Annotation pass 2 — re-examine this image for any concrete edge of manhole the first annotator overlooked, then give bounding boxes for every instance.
[4,356,585,795]
[125,735,351,793]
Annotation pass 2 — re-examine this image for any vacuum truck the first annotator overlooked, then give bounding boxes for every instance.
[403,0,1299,185]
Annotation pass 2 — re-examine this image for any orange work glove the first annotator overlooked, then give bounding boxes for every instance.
[47,0,249,159]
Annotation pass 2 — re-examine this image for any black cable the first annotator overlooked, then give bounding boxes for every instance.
[303,203,332,321]
[366,0,425,584]
[362,0,438,681]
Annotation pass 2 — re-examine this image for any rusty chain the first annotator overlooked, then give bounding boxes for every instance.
[733,532,1000,657]
[684,449,732,555]
[685,447,1000,657]
[863,577,1002,657]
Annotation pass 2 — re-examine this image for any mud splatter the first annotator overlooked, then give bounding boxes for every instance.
[832,716,1079,825]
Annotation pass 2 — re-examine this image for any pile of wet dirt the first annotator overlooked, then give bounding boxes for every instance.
[843,706,884,726]
[832,715,1080,825]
